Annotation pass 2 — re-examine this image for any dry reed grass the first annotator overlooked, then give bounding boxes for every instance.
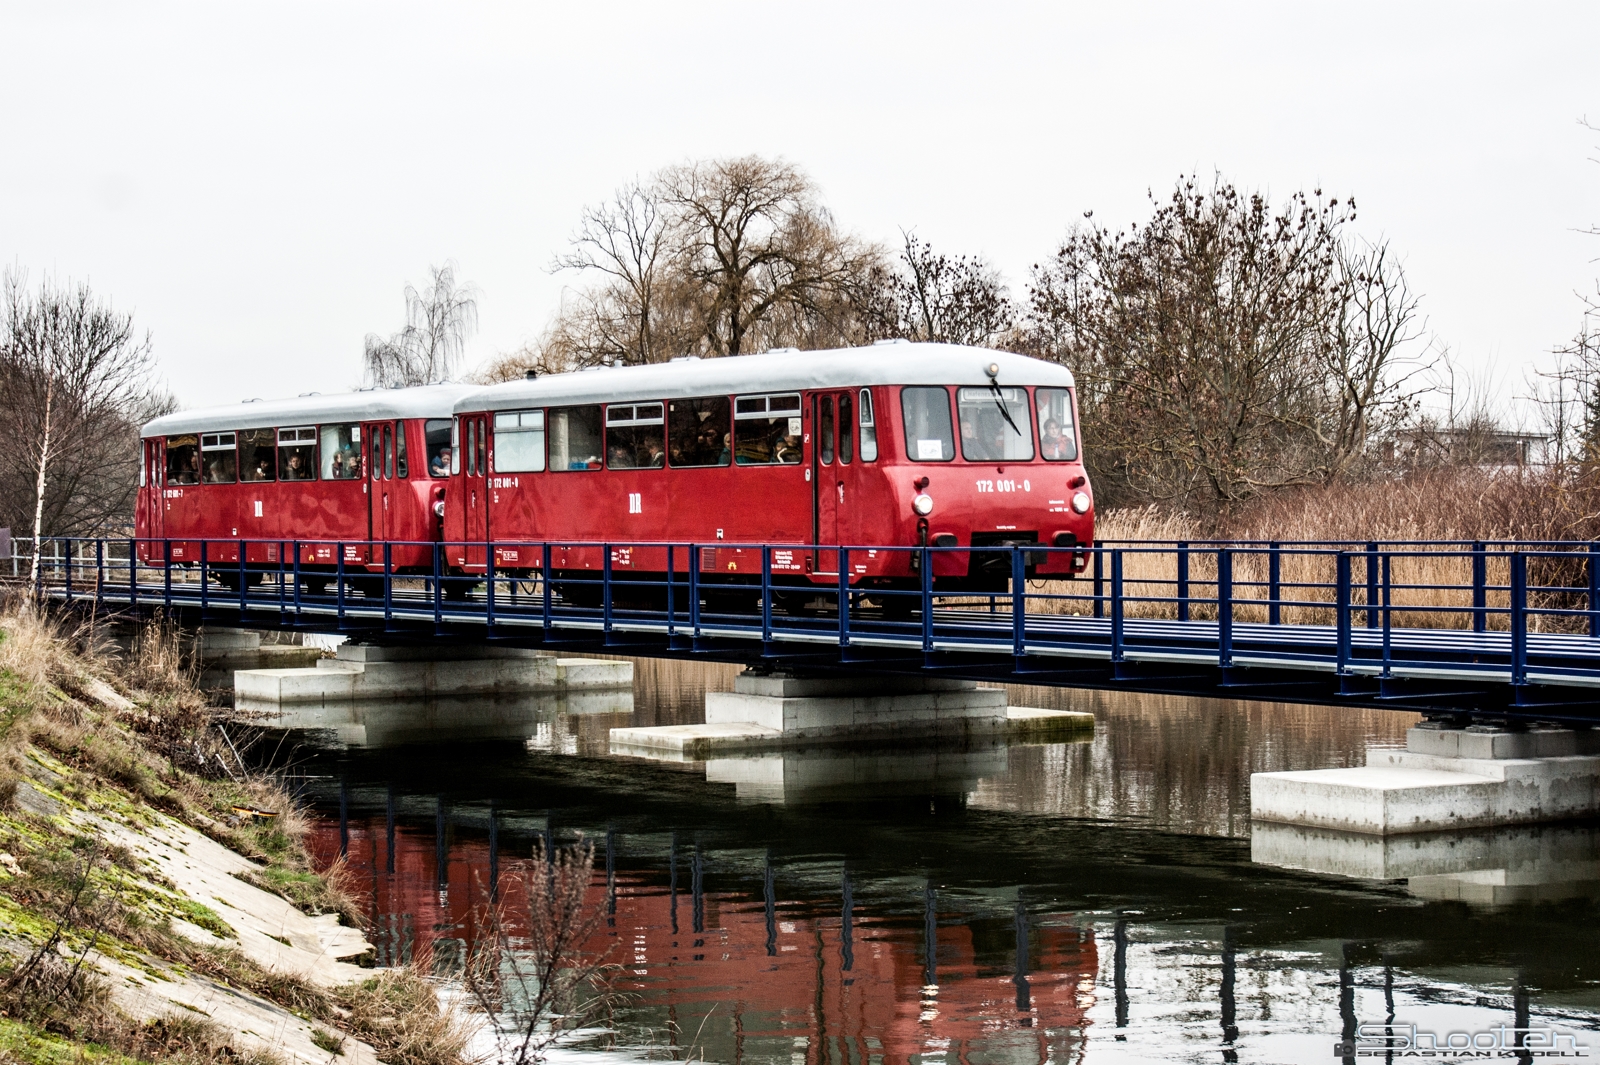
[1021,469,1600,632]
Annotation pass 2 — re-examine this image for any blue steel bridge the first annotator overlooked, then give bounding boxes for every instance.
[24,536,1600,724]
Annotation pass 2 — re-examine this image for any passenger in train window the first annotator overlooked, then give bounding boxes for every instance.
[775,433,802,464]
[283,452,313,479]
[668,396,732,468]
[239,428,276,481]
[607,444,636,469]
[643,439,665,468]
[430,447,451,477]
[321,425,361,479]
[1040,419,1069,460]
[166,436,199,484]
[425,419,452,477]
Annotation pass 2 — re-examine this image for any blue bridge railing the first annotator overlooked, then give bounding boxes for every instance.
[20,537,1600,721]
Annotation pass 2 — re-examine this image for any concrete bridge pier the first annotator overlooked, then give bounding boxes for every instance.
[1251,721,1600,835]
[608,669,1092,757]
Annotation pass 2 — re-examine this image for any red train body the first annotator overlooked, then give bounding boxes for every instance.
[136,387,472,589]
[442,343,1094,603]
[134,344,1094,603]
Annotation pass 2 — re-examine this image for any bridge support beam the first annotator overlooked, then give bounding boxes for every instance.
[1251,723,1600,835]
[234,642,633,704]
[608,669,1092,757]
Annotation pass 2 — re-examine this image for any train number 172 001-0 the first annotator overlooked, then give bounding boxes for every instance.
[975,479,1030,493]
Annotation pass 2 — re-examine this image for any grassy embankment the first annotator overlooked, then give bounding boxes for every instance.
[0,600,477,1065]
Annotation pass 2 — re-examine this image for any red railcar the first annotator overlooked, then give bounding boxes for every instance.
[442,342,1093,607]
[137,386,473,590]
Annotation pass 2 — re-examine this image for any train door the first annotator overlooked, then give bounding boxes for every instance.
[144,438,164,539]
[464,414,489,569]
[812,392,845,574]
[362,420,392,562]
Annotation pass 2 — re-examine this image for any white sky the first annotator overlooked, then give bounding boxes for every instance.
[3,2,1598,412]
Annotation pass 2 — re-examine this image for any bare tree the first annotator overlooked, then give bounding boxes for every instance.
[1024,175,1429,505]
[0,271,170,578]
[464,841,616,1065]
[534,158,883,369]
[363,263,480,386]
[861,232,1015,346]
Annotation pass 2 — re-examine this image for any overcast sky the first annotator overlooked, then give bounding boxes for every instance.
[3,2,1598,412]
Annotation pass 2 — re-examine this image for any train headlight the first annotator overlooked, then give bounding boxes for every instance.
[434,500,446,517]
[912,493,934,516]
[1071,491,1090,514]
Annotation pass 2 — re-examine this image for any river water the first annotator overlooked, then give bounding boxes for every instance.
[261,659,1600,1064]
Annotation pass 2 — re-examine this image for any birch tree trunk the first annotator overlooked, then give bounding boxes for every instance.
[28,376,53,587]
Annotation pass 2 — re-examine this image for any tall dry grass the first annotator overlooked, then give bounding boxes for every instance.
[1032,468,1600,631]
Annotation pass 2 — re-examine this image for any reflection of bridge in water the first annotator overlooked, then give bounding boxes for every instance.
[267,672,1600,1062]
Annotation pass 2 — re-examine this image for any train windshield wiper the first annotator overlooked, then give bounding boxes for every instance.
[989,381,1023,437]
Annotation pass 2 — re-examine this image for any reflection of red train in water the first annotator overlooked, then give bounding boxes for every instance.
[135,345,1095,603]
[311,817,1097,1063]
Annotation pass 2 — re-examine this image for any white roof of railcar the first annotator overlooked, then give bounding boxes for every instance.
[453,343,1075,414]
[142,384,476,438]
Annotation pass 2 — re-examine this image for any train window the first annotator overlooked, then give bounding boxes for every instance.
[607,403,665,469]
[475,416,486,475]
[322,424,361,480]
[550,405,603,471]
[668,396,731,468]
[166,435,200,485]
[426,419,452,477]
[859,389,877,461]
[901,387,954,462]
[734,393,803,465]
[371,429,385,480]
[465,420,477,477]
[838,392,853,464]
[395,422,408,478]
[957,387,1033,462]
[278,427,316,480]
[239,428,276,482]
[494,410,546,473]
[450,419,461,475]
[200,432,237,483]
[819,397,835,464]
[1034,387,1078,461]
[383,425,395,480]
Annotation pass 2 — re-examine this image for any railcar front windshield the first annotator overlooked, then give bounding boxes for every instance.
[957,387,1032,462]
[901,387,954,462]
[1034,387,1078,461]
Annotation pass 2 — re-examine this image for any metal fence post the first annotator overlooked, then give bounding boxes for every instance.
[1380,553,1393,679]
[1473,540,1488,634]
[1588,542,1599,639]
[1510,552,1528,688]
[1176,542,1189,622]
[1111,549,1125,665]
[201,541,211,613]
[486,541,497,637]
[837,546,850,650]
[667,544,677,638]
[1365,541,1379,629]
[921,545,934,653]
[1217,548,1233,670]
[162,540,171,605]
[1011,547,1026,658]
[601,543,612,634]
[99,540,107,603]
[542,543,553,633]
[1335,552,1352,675]
[1268,542,1282,626]
[688,543,701,638]
[1093,548,1104,619]
[292,542,302,620]
[760,546,773,643]
[335,545,345,625]
[237,543,247,616]
[383,542,394,627]
[63,539,73,603]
